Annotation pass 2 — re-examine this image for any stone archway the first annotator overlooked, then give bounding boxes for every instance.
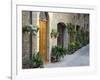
[57,22,67,48]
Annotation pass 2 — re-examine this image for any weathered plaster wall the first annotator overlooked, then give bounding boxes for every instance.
[22,11,39,65]
[32,12,38,54]
[49,13,73,62]
[73,14,89,31]
[22,11,30,64]
[22,11,89,64]
[48,13,89,63]
[49,13,89,47]
[49,13,74,47]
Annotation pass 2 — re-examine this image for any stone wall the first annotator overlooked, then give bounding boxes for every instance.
[32,12,38,54]
[49,13,74,47]
[22,11,30,65]
[49,13,89,47]
[22,11,89,65]
[22,11,39,67]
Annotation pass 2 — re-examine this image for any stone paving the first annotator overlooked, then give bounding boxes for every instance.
[44,45,89,68]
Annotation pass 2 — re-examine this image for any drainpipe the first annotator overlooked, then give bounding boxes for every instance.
[29,11,32,61]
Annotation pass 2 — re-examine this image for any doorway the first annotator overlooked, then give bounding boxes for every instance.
[57,22,66,48]
[39,12,49,63]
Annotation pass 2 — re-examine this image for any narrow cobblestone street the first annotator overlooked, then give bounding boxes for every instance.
[44,45,89,68]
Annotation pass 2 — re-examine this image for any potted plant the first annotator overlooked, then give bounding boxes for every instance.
[29,52,44,68]
[51,46,67,62]
[75,41,80,50]
[51,29,59,38]
[22,25,39,36]
[67,42,76,54]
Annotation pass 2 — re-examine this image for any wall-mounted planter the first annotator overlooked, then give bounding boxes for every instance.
[22,25,39,36]
[50,29,59,38]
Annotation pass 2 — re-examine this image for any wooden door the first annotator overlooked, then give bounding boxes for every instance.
[39,20,48,63]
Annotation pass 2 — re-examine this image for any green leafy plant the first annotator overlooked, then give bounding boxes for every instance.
[67,30,89,55]
[51,29,59,38]
[74,41,80,49]
[22,25,39,35]
[76,30,89,47]
[82,30,89,46]
[66,23,76,42]
[67,42,76,54]
[29,52,44,68]
[66,23,76,34]
[51,46,67,62]
[65,23,89,55]
[67,41,80,54]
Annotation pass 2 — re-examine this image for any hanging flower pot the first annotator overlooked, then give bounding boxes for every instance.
[54,32,59,38]
[51,32,53,38]
[22,25,39,36]
[51,29,59,38]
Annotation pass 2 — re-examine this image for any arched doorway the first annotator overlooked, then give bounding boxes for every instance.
[39,12,49,63]
[57,22,66,48]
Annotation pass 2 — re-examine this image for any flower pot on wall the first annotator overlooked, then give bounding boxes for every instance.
[50,29,59,38]
[22,25,39,36]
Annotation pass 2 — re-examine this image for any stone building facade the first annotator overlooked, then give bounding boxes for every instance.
[22,11,89,67]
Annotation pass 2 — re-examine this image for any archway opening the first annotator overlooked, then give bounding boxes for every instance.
[57,22,66,48]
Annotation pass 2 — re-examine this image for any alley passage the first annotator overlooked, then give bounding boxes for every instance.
[44,45,89,68]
